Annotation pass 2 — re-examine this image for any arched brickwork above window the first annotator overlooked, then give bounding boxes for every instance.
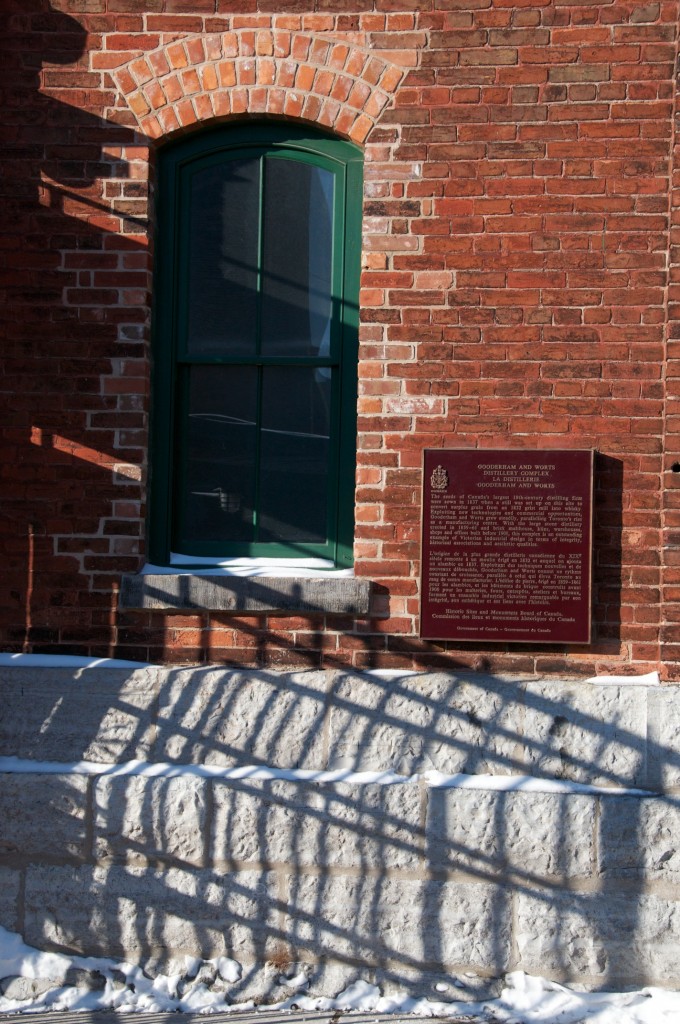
[110,31,406,145]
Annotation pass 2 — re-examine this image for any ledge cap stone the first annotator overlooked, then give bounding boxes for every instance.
[119,574,373,616]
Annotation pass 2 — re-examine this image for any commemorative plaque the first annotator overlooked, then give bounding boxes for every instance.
[420,449,593,644]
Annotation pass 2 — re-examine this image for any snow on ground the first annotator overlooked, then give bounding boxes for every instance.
[1,927,679,1022]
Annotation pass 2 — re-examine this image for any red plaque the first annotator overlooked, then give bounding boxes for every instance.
[420,449,593,644]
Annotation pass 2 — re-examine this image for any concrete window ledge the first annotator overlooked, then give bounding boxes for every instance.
[119,574,374,616]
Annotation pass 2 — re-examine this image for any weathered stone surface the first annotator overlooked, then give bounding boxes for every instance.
[521,682,646,787]
[598,794,680,882]
[374,966,501,1002]
[153,669,328,767]
[0,868,21,933]
[120,574,372,615]
[647,686,680,790]
[24,865,279,960]
[327,672,523,774]
[0,668,158,762]
[0,774,88,860]
[64,967,107,991]
[94,776,207,865]
[427,789,595,878]
[516,890,680,984]
[205,960,305,1005]
[284,875,510,971]
[3,966,110,996]
[284,873,387,963]
[0,977,56,999]
[212,779,423,869]
[285,962,365,1001]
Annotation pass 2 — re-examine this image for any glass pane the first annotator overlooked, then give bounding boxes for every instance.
[258,366,331,543]
[261,159,334,358]
[186,158,260,357]
[178,366,257,544]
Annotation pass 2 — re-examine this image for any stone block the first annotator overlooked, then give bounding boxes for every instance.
[647,686,680,790]
[373,966,501,1002]
[516,890,680,985]
[153,668,328,767]
[327,672,523,775]
[0,668,158,763]
[598,794,680,883]
[427,789,595,878]
[521,681,647,787]
[120,574,372,615]
[24,864,279,961]
[94,776,207,865]
[211,779,423,870]
[0,978,57,999]
[284,874,511,971]
[0,867,21,933]
[0,774,88,860]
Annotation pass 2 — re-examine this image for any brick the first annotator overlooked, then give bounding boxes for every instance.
[1,3,679,682]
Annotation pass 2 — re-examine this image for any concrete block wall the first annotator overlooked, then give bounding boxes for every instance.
[2,666,680,995]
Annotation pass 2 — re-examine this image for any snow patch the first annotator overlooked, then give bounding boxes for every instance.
[584,671,660,687]
[422,771,654,798]
[2,927,680,1021]
[0,654,153,669]
[0,757,655,797]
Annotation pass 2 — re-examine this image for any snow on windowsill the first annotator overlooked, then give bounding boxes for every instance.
[155,556,355,578]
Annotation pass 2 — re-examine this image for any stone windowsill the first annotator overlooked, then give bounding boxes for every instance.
[119,573,373,616]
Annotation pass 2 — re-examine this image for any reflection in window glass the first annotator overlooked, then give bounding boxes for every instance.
[258,366,331,542]
[181,366,257,543]
[261,159,334,358]
[187,159,260,357]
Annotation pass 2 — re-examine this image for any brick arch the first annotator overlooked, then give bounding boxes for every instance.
[110,31,406,145]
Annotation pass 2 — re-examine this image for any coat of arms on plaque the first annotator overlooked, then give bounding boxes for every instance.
[430,464,448,491]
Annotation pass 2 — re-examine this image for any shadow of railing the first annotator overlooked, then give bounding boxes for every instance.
[1,663,678,999]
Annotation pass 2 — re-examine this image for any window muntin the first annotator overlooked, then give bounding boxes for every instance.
[150,125,362,568]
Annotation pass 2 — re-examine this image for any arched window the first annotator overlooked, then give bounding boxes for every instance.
[148,124,363,570]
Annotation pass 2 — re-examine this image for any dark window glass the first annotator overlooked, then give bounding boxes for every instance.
[187,159,260,357]
[151,125,361,566]
[179,366,257,543]
[261,159,334,358]
[258,366,331,542]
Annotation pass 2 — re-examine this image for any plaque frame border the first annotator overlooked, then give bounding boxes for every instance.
[418,448,595,646]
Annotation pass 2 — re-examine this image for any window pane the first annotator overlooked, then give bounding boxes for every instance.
[178,366,257,544]
[258,366,331,542]
[186,159,260,357]
[261,159,334,358]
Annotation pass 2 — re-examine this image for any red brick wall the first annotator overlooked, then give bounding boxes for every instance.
[2,0,680,678]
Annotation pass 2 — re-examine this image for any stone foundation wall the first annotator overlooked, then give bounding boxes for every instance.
[2,666,680,996]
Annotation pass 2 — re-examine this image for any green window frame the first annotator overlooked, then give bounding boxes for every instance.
[148,123,363,568]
